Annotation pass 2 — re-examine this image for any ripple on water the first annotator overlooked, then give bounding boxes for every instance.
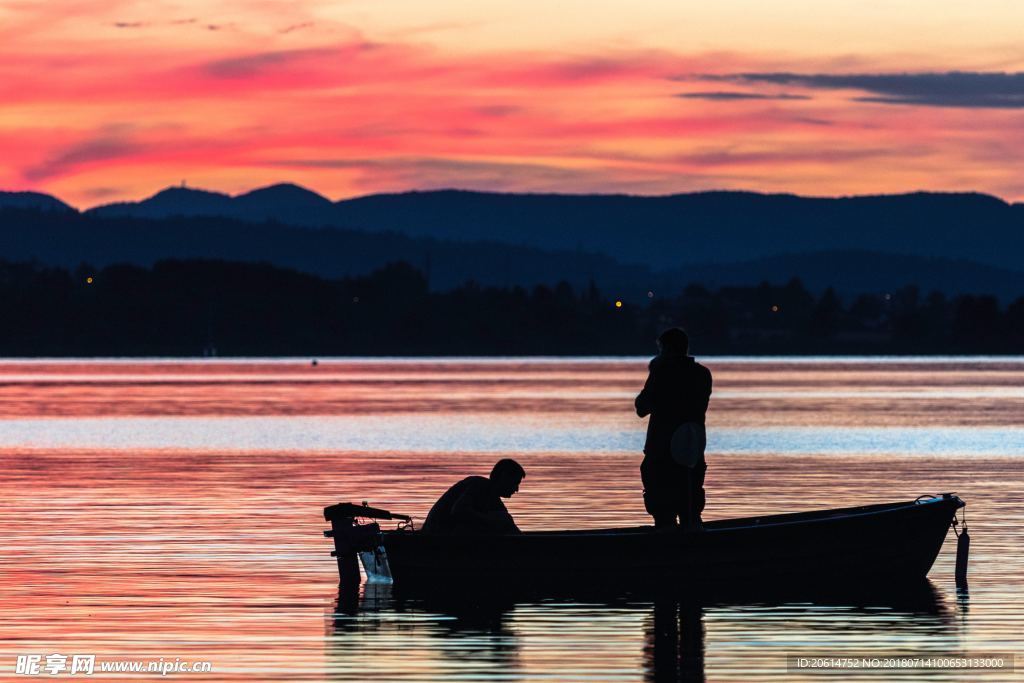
[0,358,1022,681]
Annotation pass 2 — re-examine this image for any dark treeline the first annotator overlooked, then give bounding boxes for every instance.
[0,258,1021,356]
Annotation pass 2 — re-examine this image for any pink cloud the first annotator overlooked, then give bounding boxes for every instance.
[2,27,1023,203]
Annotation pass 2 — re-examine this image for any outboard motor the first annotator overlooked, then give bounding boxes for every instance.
[323,502,411,587]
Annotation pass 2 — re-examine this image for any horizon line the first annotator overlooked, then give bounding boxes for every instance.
[1,182,1016,213]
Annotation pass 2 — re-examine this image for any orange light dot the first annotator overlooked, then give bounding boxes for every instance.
[86,277,93,284]
[615,300,623,308]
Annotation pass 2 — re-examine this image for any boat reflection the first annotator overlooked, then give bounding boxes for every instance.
[329,583,522,677]
[327,580,955,682]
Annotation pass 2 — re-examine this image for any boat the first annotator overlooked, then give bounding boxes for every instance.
[323,494,966,591]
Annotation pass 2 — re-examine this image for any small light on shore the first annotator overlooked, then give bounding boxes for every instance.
[647,291,654,298]
[86,276,94,284]
[771,304,779,312]
[615,300,623,308]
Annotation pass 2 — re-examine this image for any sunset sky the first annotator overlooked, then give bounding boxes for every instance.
[2,0,1024,207]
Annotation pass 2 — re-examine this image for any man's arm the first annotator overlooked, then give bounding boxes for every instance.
[690,366,712,416]
[450,483,520,533]
[494,512,520,534]
[635,371,656,417]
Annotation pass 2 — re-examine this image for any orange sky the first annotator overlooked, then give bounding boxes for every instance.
[2,0,1023,207]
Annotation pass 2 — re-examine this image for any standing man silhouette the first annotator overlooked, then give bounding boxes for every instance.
[635,327,712,530]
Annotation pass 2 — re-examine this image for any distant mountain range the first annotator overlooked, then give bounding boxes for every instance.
[2,184,1023,300]
[0,190,75,213]
[83,184,1024,270]
[90,184,336,225]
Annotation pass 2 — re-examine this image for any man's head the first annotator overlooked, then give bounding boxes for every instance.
[657,327,689,355]
[489,458,526,498]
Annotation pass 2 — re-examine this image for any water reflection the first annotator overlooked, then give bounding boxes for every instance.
[1,358,1018,681]
[328,581,955,682]
[645,596,705,682]
[329,584,521,680]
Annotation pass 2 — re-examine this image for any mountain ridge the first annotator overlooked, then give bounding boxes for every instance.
[70,184,1024,271]
[0,191,75,213]
[3,185,1023,295]
[1,204,1022,300]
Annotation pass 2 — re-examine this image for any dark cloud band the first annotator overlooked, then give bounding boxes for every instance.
[698,71,1024,108]
[675,91,810,101]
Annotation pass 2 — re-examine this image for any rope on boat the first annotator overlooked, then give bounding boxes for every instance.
[952,504,970,588]
[951,506,967,538]
[913,493,969,586]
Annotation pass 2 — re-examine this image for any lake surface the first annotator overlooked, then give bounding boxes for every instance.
[0,357,1021,681]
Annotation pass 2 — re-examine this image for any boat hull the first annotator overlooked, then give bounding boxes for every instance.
[377,496,963,590]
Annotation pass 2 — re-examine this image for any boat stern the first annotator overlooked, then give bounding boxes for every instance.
[323,502,410,587]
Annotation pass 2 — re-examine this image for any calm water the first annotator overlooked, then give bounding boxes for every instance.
[0,357,1022,681]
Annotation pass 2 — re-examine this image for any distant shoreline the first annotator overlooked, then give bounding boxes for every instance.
[0,257,1019,356]
[0,355,1022,361]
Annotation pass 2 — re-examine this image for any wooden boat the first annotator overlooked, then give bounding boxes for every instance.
[323,494,965,591]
